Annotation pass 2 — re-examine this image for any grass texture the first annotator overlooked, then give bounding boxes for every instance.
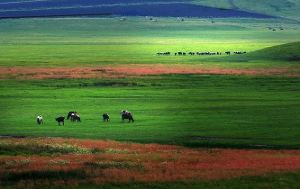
[0,14,300,189]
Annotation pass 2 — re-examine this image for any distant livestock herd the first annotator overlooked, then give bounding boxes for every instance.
[157,51,246,56]
[36,110,134,126]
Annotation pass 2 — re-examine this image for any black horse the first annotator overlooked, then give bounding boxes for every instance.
[55,116,65,125]
[121,110,134,122]
[103,114,110,121]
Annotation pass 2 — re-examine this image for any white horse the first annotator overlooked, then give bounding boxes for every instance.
[37,115,43,124]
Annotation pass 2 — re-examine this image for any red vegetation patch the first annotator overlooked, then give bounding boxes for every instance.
[0,138,300,187]
[104,64,300,77]
[1,64,300,80]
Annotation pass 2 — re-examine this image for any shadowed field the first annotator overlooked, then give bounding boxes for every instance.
[0,0,275,19]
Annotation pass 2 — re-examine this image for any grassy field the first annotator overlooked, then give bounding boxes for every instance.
[0,17,299,67]
[0,17,300,148]
[0,15,300,188]
[1,74,300,149]
[0,16,300,147]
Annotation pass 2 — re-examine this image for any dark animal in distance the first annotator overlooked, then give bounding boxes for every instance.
[121,110,134,122]
[103,114,110,121]
[196,52,216,55]
[159,51,245,56]
[176,52,186,56]
[55,116,65,125]
[157,52,170,56]
[70,113,81,122]
[67,111,77,120]
[234,51,247,54]
[37,115,43,125]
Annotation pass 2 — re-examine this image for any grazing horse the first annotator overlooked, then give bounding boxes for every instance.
[234,51,247,54]
[37,115,43,124]
[103,114,110,121]
[157,52,170,56]
[55,116,65,126]
[67,111,77,120]
[71,113,81,122]
[121,110,134,122]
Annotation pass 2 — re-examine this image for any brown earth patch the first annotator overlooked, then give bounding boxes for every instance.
[1,64,299,80]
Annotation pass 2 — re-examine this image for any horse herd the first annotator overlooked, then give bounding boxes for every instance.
[157,51,246,56]
[36,110,134,126]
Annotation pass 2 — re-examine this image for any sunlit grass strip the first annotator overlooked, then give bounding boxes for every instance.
[1,158,34,165]
[0,139,99,156]
[0,138,134,156]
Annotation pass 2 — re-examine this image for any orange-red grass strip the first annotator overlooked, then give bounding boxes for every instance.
[1,64,300,80]
[0,138,300,186]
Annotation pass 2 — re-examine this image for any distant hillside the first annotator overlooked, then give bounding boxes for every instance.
[0,0,275,19]
[232,0,300,22]
[191,0,300,22]
[223,41,300,62]
[248,41,300,61]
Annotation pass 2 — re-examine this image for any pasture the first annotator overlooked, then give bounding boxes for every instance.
[1,15,300,188]
[1,74,300,149]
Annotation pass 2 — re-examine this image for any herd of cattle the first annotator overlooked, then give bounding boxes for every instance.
[36,110,134,125]
[157,51,246,56]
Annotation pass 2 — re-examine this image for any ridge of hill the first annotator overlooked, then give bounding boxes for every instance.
[246,41,300,61]
[191,0,300,22]
[222,41,300,62]
[0,0,299,21]
[0,0,279,19]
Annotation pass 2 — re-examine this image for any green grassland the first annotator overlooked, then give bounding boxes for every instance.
[1,10,300,189]
[0,16,300,149]
[1,74,300,149]
[0,17,299,68]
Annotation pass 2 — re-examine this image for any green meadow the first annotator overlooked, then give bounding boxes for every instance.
[0,17,300,149]
[1,74,300,149]
[0,5,300,187]
[0,17,299,67]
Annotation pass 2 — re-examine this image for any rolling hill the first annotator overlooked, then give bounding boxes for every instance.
[236,41,300,62]
[213,41,300,63]
[192,0,300,22]
[0,0,291,19]
[249,41,300,61]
